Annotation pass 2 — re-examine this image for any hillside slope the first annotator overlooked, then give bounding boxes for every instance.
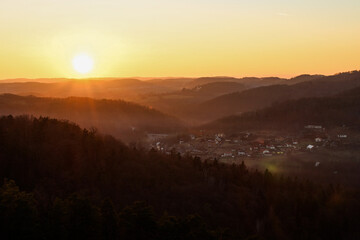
[0,115,359,239]
[194,71,360,122]
[0,94,184,141]
[202,85,360,132]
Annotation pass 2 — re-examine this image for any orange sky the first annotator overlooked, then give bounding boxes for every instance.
[0,0,359,79]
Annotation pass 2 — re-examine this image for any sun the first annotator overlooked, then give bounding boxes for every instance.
[72,54,94,74]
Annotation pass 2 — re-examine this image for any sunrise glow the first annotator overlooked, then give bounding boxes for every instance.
[0,0,359,78]
[72,54,94,74]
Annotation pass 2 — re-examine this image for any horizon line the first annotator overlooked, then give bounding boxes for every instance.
[0,69,359,82]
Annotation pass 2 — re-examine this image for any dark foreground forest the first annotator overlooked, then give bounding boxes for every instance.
[0,115,360,239]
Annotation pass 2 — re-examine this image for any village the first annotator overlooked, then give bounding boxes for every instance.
[146,125,351,163]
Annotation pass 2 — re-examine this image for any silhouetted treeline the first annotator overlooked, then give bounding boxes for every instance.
[0,115,360,239]
[0,180,218,240]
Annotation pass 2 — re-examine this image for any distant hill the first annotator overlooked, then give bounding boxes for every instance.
[0,94,184,142]
[135,74,324,122]
[147,77,194,90]
[202,85,360,132]
[0,73,341,125]
[192,71,360,122]
[0,78,173,101]
[183,75,325,89]
[288,74,325,84]
[186,81,246,95]
[184,77,241,88]
[155,81,246,100]
[135,81,247,124]
[0,74,325,104]
[184,76,288,89]
[0,78,71,83]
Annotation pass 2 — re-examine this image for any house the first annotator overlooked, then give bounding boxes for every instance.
[305,125,322,129]
[221,152,233,157]
[263,150,272,156]
[266,145,276,150]
[238,151,246,156]
[337,134,347,138]
[215,135,222,144]
[156,142,161,151]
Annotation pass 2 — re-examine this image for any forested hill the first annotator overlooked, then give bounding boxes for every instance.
[193,71,360,122]
[0,94,184,141]
[0,115,359,239]
[202,86,360,132]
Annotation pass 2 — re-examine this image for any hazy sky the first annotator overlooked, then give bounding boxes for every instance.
[0,0,359,78]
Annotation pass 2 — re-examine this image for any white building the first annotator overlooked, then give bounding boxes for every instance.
[263,150,272,156]
[221,152,233,157]
[238,151,246,156]
[305,125,322,129]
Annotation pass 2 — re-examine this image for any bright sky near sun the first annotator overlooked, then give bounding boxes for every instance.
[0,0,359,78]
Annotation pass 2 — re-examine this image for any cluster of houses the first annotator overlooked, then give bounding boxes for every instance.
[147,125,350,162]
